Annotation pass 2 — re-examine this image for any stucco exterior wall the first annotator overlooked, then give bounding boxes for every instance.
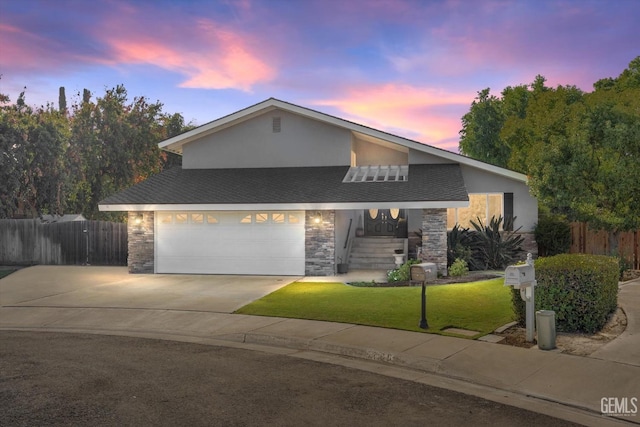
[353,138,408,165]
[408,149,454,164]
[183,109,352,169]
[459,165,538,231]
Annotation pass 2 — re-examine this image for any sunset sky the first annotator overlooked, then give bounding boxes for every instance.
[1,0,638,152]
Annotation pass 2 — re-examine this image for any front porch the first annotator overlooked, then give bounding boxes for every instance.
[330,208,448,276]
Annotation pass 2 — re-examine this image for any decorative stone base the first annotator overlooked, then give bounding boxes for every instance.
[305,210,335,276]
[128,211,154,274]
[421,209,448,276]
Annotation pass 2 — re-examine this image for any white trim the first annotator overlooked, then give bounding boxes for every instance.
[100,201,469,212]
[158,98,527,183]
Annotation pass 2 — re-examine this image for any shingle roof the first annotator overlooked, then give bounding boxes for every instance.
[99,164,468,206]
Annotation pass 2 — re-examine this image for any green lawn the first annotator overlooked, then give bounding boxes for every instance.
[236,278,514,338]
[0,269,17,280]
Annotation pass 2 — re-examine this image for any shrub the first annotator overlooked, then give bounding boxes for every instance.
[511,254,618,333]
[387,259,421,283]
[469,215,525,270]
[447,224,473,267]
[534,214,571,256]
[613,250,632,280]
[449,258,469,277]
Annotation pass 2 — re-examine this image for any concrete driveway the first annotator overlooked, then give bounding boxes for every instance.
[0,266,299,313]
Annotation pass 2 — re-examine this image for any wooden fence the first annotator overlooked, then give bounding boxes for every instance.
[570,222,640,270]
[0,219,127,266]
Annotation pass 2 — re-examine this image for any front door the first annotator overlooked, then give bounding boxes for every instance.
[364,209,406,237]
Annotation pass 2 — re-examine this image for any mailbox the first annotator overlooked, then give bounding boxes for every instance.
[411,263,437,283]
[504,264,535,289]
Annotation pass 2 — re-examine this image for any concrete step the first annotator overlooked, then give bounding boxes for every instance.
[348,237,407,270]
[349,262,397,270]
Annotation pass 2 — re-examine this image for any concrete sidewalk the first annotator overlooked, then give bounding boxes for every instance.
[1,267,638,426]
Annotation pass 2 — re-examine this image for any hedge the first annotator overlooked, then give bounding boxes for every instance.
[512,254,619,333]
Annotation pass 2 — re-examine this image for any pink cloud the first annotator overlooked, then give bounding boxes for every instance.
[96,4,276,92]
[0,23,71,72]
[313,83,472,152]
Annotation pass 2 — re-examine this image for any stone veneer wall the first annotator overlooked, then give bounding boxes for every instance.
[421,208,448,276]
[127,211,154,274]
[305,210,335,276]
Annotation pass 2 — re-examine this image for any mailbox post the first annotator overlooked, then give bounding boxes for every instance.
[504,253,536,342]
[411,264,435,329]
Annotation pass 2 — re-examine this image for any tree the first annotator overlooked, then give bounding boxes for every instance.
[459,88,509,167]
[458,57,640,252]
[1,83,190,220]
[527,69,640,237]
[67,84,189,220]
[58,87,67,114]
[0,89,69,218]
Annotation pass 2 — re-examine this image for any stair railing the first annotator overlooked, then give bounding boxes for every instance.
[343,218,354,264]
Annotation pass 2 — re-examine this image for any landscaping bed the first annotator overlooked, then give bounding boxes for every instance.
[496,307,627,354]
[349,272,501,287]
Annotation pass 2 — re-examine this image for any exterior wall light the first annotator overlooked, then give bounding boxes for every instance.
[134,214,144,225]
[311,211,322,224]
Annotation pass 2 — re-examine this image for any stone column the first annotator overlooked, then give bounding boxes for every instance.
[421,208,447,276]
[305,210,335,276]
[127,211,154,274]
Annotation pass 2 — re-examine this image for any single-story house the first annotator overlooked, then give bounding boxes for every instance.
[99,98,537,276]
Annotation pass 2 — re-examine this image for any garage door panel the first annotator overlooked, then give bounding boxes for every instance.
[157,211,306,275]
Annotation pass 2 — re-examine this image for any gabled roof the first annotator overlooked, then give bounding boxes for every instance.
[99,164,468,211]
[159,97,527,183]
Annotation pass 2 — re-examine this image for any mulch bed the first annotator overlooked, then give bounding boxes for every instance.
[351,273,501,287]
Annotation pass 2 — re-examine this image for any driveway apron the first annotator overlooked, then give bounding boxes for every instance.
[0,265,298,313]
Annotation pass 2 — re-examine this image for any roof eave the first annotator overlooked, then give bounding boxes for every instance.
[99,200,469,212]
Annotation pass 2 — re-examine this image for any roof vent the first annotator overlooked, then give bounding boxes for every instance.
[272,117,281,133]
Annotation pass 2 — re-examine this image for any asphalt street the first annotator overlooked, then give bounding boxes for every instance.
[0,331,581,427]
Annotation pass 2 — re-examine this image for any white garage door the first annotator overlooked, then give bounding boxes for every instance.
[156,211,305,275]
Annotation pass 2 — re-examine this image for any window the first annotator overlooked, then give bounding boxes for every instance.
[159,213,172,224]
[447,193,504,229]
[207,214,219,224]
[240,214,252,224]
[256,213,269,223]
[343,165,408,182]
[191,213,204,224]
[288,214,300,224]
[272,213,285,223]
[175,213,188,224]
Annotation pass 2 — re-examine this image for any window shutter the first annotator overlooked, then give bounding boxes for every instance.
[504,193,514,231]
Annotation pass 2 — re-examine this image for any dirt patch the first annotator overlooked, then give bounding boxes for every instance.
[430,272,501,285]
[622,269,640,282]
[496,307,627,355]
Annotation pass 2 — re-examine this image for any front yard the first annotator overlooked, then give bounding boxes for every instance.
[236,278,513,338]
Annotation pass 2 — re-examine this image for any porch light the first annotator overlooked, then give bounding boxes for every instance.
[134,214,143,225]
[313,213,322,224]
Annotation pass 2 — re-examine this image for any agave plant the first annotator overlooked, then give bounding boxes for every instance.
[447,224,473,267]
[469,215,525,270]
